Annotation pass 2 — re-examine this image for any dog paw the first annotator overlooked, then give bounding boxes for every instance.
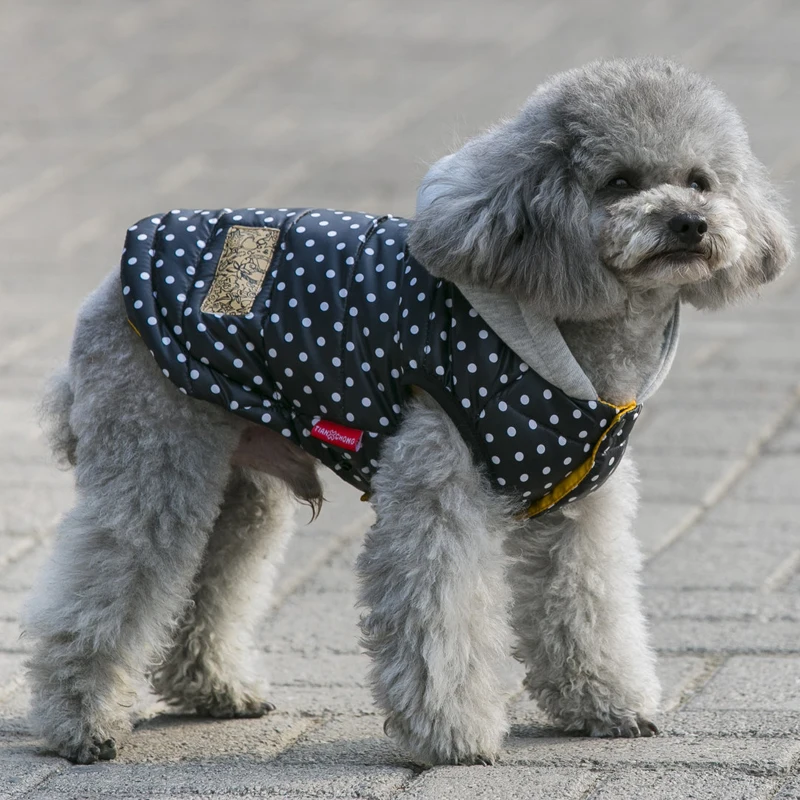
[64,736,118,764]
[580,715,659,739]
[384,713,501,766]
[195,689,276,719]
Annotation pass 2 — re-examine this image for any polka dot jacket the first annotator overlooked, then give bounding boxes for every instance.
[122,207,640,517]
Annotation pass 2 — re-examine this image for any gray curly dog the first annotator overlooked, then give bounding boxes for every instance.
[25,57,792,766]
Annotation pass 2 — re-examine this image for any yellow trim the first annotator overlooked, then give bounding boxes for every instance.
[518,399,637,520]
[127,319,141,337]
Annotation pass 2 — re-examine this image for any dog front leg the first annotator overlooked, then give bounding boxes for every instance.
[507,457,661,737]
[356,398,512,765]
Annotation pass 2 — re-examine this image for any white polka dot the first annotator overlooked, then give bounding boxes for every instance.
[133,300,143,309]
[380,416,389,426]
[362,398,371,407]
[210,384,220,394]
[489,353,498,363]
[588,400,598,409]
[161,336,171,346]
[550,414,559,425]
[190,369,200,379]
[543,466,551,475]
[536,444,545,454]
[515,452,524,461]
[285,332,293,342]
[253,376,263,385]
[579,430,588,438]
[461,398,470,409]
[563,457,572,465]
[147,316,157,326]
[315,372,325,382]
[573,409,582,419]
[139,271,150,280]
[543,389,553,400]
[600,419,608,427]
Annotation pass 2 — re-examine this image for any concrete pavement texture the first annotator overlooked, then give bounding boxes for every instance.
[1,0,799,797]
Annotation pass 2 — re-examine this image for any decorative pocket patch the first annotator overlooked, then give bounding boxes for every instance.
[201,226,280,315]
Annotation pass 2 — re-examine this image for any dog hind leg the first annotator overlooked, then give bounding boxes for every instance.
[507,458,661,737]
[24,273,243,763]
[151,467,296,718]
[357,397,513,766]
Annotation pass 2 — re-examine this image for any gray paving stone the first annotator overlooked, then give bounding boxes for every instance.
[260,589,361,656]
[662,710,800,738]
[404,766,597,799]
[634,407,771,456]
[635,501,697,559]
[729,455,800,505]
[651,619,800,654]
[34,762,413,799]
[0,738,65,799]
[271,685,379,718]
[644,589,800,621]
[644,524,798,590]
[277,716,406,767]
[686,656,800,711]
[0,652,25,687]
[0,620,25,653]
[116,711,315,764]
[589,768,780,799]
[256,652,370,688]
[656,655,714,712]
[501,734,800,775]
[636,453,734,505]
[699,501,800,533]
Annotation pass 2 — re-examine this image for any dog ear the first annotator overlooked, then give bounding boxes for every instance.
[409,108,626,321]
[681,164,794,309]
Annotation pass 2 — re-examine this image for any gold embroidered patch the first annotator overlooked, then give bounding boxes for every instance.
[200,226,280,315]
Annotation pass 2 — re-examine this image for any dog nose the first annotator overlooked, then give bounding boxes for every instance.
[668,213,708,246]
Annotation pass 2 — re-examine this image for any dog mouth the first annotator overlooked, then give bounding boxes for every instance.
[639,248,708,267]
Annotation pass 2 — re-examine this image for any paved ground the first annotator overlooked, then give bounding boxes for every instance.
[1,1,800,797]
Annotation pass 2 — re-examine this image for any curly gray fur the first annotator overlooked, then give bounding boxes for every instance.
[26,57,792,766]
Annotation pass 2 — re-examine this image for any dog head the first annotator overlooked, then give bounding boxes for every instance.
[410,57,793,319]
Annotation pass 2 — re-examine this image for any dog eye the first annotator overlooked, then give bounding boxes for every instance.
[608,177,632,189]
[688,174,710,191]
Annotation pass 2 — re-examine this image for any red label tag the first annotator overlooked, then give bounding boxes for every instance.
[311,420,364,452]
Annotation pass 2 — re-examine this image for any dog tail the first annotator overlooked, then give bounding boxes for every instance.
[38,365,78,468]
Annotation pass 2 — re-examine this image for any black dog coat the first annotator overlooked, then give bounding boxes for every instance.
[122,207,640,517]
